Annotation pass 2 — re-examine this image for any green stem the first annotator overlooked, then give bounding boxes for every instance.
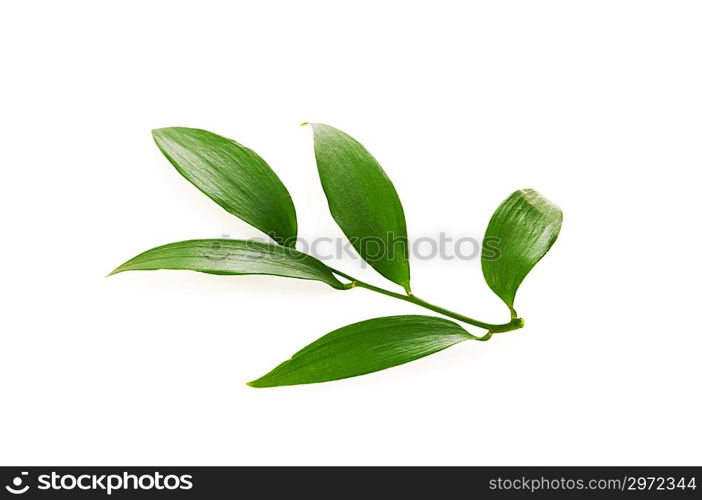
[330,267,524,333]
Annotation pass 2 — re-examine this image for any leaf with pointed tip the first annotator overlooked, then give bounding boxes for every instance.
[248,315,475,387]
[110,239,346,289]
[481,189,563,313]
[152,127,297,245]
[307,123,410,291]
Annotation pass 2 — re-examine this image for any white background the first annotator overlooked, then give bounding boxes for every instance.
[1,1,700,466]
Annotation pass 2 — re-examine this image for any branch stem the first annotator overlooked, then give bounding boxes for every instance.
[330,267,524,334]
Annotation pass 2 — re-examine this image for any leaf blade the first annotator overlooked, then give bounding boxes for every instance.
[248,315,474,387]
[152,127,297,245]
[481,189,563,312]
[308,123,410,290]
[110,239,346,289]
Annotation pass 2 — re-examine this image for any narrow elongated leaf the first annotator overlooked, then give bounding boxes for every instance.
[248,315,475,387]
[152,127,297,245]
[307,123,410,291]
[481,189,563,313]
[109,239,346,289]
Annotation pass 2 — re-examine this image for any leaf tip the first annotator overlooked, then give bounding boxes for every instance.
[299,122,310,127]
[151,127,167,138]
[151,127,184,144]
[246,378,269,389]
[107,258,133,277]
[106,267,122,278]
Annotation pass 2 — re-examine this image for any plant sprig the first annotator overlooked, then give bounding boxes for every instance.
[111,124,562,387]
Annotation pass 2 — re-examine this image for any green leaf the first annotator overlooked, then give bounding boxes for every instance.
[248,315,475,387]
[307,123,410,291]
[109,239,346,289]
[152,127,297,246]
[481,189,563,313]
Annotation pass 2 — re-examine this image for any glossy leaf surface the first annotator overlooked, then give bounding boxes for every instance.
[308,123,410,290]
[481,189,563,312]
[153,127,297,245]
[110,239,345,289]
[248,315,474,387]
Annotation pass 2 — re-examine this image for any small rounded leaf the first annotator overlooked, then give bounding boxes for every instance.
[481,189,563,312]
